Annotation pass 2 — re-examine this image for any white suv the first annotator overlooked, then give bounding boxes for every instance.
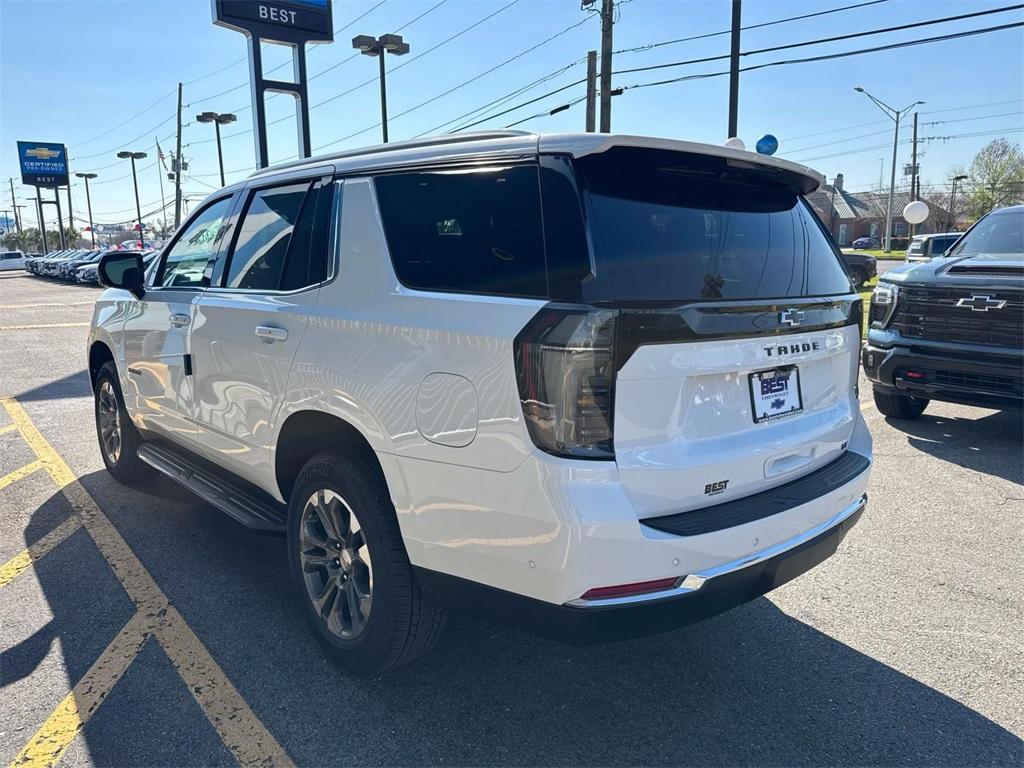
[88,132,872,673]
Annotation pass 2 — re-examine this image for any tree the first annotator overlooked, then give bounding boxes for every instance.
[0,225,80,253]
[963,139,1024,219]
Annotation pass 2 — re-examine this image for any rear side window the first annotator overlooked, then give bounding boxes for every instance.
[932,236,958,255]
[908,240,924,254]
[578,148,853,302]
[226,182,311,290]
[374,165,547,298]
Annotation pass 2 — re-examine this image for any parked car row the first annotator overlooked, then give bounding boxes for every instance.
[24,248,156,283]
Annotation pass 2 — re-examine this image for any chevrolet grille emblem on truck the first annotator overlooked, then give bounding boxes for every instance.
[779,309,805,326]
[955,294,1006,312]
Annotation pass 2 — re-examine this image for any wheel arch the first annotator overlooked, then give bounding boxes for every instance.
[88,340,115,391]
[274,410,392,505]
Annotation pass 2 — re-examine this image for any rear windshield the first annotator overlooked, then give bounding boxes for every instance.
[577,148,852,302]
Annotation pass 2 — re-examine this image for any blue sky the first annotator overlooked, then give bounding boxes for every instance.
[1,0,1022,229]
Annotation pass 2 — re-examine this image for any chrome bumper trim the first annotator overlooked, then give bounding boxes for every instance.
[565,494,867,609]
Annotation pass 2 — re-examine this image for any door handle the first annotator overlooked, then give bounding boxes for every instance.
[254,325,289,342]
[168,313,191,327]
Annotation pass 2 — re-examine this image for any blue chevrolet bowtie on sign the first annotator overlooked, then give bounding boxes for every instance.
[17,141,69,188]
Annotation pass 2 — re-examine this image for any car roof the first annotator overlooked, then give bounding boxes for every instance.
[243,131,824,194]
[912,232,961,240]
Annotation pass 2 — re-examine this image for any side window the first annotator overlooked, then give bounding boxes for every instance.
[225,182,310,290]
[156,197,233,288]
[280,180,338,291]
[374,165,547,298]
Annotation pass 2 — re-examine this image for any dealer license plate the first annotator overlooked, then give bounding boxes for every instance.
[749,366,803,423]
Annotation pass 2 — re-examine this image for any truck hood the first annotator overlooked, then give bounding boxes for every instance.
[882,253,1024,286]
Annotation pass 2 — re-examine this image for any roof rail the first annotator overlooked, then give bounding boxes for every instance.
[248,130,535,178]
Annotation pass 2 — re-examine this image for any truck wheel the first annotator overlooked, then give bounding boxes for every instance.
[287,451,447,674]
[873,388,928,419]
[94,361,153,484]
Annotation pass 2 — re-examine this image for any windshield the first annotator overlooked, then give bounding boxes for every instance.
[578,148,852,302]
[949,209,1023,258]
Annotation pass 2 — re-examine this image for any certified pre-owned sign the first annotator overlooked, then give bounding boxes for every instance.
[17,141,69,187]
[213,0,333,44]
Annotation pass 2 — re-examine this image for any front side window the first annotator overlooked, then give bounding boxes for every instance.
[374,165,547,298]
[156,197,233,288]
[225,182,311,290]
[578,148,852,302]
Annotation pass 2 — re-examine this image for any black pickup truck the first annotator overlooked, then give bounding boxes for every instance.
[862,205,1023,418]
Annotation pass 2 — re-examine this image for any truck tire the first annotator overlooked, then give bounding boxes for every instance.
[93,361,154,484]
[873,388,929,419]
[287,450,447,674]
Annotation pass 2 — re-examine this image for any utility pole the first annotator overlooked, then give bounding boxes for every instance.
[909,111,920,236]
[174,82,183,228]
[65,184,73,235]
[155,137,167,231]
[728,0,742,138]
[9,178,22,232]
[585,50,597,132]
[599,0,614,132]
[9,178,21,232]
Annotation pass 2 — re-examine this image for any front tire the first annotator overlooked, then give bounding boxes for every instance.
[287,451,446,674]
[94,361,153,484]
[873,388,929,419]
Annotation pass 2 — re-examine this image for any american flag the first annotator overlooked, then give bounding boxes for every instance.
[156,139,168,171]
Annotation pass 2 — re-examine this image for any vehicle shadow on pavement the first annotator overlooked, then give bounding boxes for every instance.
[885,409,1024,486]
[11,370,91,402]
[14,472,1024,768]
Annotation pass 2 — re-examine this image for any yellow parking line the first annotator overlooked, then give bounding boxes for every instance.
[0,301,95,310]
[0,423,19,435]
[0,517,81,588]
[1,397,294,768]
[9,611,152,768]
[0,459,44,491]
[0,323,90,331]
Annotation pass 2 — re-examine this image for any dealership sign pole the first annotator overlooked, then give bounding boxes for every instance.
[211,0,334,170]
[17,141,70,251]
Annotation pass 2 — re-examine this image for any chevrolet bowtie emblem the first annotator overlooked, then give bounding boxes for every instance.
[955,294,1006,312]
[25,147,60,160]
[779,309,805,326]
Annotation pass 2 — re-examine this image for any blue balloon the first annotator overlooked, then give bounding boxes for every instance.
[756,134,779,156]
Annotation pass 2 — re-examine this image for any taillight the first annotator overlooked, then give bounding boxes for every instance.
[514,306,617,459]
[869,282,899,328]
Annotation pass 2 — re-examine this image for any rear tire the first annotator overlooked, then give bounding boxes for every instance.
[287,450,447,674]
[94,361,153,484]
[873,388,928,419]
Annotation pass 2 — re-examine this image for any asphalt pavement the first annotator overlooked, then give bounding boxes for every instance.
[1,271,1021,767]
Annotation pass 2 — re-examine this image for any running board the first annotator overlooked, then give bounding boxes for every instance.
[137,443,287,531]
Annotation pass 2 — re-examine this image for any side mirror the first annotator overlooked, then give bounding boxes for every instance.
[98,253,145,299]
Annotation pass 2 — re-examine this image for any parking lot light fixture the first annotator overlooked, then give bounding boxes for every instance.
[196,111,237,187]
[117,151,147,249]
[853,87,925,254]
[75,172,99,247]
[351,33,410,144]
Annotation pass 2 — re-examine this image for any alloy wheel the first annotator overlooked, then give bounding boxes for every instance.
[299,489,374,639]
[97,380,122,464]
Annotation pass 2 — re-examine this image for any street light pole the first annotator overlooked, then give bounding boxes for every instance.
[854,87,924,253]
[948,174,968,231]
[75,172,98,247]
[196,111,237,187]
[352,34,410,143]
[117,151,147,248]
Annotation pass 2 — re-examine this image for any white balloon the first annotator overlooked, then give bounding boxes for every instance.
[903,200,929,225]
[724,137,745,150]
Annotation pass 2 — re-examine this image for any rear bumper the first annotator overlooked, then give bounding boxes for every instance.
[416,495,866,645]
[863,337,1024,408]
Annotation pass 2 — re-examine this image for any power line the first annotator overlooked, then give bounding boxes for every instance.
[795,126,1023,163]
[614,0,892,55]
[612,4,1024,77]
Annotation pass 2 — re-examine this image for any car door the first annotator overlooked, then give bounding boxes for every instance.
[189,176,336,487]
[120,195,235,439]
